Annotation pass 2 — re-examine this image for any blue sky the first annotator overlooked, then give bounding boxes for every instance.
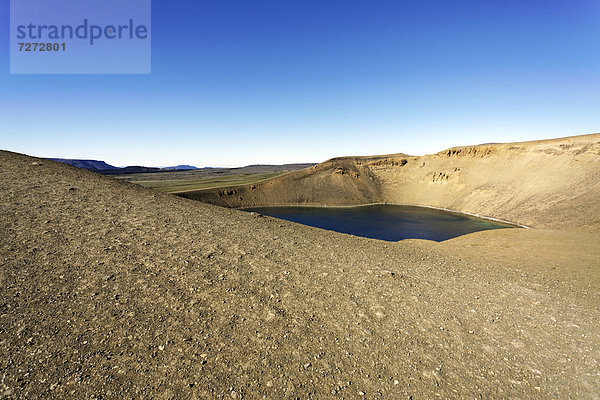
[1,0,599,167]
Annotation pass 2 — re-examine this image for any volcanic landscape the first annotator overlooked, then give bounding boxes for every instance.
[1,133,599,399]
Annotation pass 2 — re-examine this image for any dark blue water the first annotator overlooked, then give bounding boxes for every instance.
[245,204,516,242]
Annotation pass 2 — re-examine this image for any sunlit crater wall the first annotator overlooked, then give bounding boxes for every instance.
[178,134,600,230]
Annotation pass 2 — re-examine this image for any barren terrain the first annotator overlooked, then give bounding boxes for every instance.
[184,133,600,231]
[1,135,599,399]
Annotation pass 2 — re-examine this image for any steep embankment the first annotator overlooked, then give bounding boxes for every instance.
[180,134,600,230]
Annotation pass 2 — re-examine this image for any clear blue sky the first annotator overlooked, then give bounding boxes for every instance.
[1,0,599,167]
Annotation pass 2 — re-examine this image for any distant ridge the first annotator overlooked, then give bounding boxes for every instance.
[100,166,162,175]
[48,159,199,174]
[162,165,198,170]
[47,158,315,176]
[49,158,118,171]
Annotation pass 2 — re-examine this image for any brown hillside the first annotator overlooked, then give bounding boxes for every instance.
[181,133,600,230]
[1,144,600,399]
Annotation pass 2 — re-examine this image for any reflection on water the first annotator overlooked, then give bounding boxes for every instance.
[245,204,516,242]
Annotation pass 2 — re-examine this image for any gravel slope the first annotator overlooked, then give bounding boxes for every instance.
[1,150,599,399]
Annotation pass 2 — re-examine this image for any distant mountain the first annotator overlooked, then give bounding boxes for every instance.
[162,165,198,170]
[50,159,118,171]
[48,158,315,176]
[100,166,162,175]
[48,159,197,175]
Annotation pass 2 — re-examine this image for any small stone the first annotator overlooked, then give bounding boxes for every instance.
[394,380,400,385]
[358,391,365,396]
[303,363,311,369]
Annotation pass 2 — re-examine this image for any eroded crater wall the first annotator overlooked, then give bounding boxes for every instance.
[178,134,600,230]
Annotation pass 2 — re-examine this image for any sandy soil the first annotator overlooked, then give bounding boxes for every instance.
[1,149,599,399]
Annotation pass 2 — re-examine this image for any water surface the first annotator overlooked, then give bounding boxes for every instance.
[245,204,516,242]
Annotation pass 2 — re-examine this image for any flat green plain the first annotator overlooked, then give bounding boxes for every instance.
[118,171,286,193]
